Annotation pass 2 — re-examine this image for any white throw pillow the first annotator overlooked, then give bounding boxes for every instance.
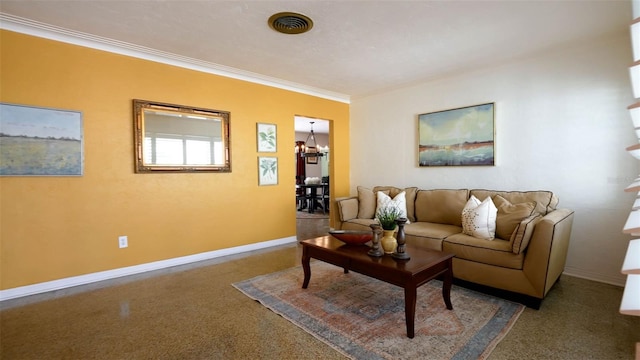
[376,191,410,223]
[461,195,497,240]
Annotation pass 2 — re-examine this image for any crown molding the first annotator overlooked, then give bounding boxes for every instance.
[0,13,350,104]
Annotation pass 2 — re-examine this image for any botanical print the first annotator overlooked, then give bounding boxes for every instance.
[0,103,83,176]
[419,103,494,166]
[257,123,276,152]
[258,156,278,185]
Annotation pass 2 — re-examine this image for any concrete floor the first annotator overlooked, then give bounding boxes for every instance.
[0,214,637,359]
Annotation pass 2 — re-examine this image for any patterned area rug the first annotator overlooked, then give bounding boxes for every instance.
[234,261,524,360]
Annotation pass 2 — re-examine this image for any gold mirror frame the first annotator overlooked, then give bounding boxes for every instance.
[133,99,231,173]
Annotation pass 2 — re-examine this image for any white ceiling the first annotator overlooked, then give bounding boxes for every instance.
[295,116,329,135]
[0,0,632,134]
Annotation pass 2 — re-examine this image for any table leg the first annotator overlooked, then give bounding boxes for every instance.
[442,259,453,310]
[404,286,417,338]
[302,249,311,289]
[308,188,318,213]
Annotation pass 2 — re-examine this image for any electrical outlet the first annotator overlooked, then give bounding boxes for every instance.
[118,235,128,248]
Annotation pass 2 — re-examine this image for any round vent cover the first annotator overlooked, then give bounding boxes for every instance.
[268,12,313,35]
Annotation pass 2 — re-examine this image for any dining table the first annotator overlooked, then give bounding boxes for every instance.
[296,183,328,213]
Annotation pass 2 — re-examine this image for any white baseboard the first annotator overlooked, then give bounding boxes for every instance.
[563,266,625,287]
[0,236,298,302]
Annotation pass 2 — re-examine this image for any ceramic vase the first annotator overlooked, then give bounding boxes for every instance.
[380,229,397,254]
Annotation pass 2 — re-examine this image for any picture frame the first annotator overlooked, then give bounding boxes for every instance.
[257,123,277,152]
[418,103,495,167]
[0,102,83,176]
[258,156,278,186]
[133,99,231,173]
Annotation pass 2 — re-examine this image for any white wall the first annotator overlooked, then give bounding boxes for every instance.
[295,131,329,178]
[350,31,637,286]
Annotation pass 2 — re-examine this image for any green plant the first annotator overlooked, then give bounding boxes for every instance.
[376,205,402,230]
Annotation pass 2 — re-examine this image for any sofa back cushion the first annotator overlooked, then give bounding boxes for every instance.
[357,186,389,219]
[415,189,469,226]
[470,189,558,215]
[373,186,418,222]
[357,186,376,219]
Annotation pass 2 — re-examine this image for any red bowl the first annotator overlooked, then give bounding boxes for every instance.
[329,230,373,245]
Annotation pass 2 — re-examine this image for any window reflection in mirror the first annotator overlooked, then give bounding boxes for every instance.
[133,100,230,173]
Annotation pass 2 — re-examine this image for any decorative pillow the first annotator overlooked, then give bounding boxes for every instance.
[493,195,537,240]
[471,189,557,215]
[357,186,389,219]
[511,214,542,254]
[461,195,497,240]
[375,191,410,223]
[373,186,419,222]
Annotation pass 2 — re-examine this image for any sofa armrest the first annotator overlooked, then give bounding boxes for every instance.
[522,208,574,298]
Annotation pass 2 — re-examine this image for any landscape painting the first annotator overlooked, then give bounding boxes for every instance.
[0,103,83,176]
[418,103,495,167]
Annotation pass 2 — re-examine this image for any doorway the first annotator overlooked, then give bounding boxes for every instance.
[295,116,331,239]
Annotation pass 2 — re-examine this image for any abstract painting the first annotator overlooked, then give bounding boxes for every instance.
[418,103,494,167]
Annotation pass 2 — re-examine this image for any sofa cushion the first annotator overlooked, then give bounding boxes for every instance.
[443,233,525,269]
[492,195,537,240]
[404,222,463,241]
[461,195,497,240]
[336,197,359,223]
[376,191,409,224]
[374,186,418,222]
[470,189,558,215]
[414,189,469,226]
[357,186,389,219]
[510,213,542,254]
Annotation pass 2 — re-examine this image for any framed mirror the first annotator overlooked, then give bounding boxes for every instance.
[133,99,231,173]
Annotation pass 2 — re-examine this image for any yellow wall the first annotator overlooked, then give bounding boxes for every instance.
[0,30,350,290]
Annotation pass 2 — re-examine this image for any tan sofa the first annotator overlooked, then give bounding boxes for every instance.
[334,186,574,308]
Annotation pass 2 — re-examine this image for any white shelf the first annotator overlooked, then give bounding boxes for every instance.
[623,209,640,235]
[632,195,640,211]
[628,144,640,160]
[623,239,640,275]
[626,178,640,193]
[631,61,640,99]
[620,274,640,316]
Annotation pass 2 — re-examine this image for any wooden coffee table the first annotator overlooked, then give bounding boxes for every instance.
[301,236,454,338]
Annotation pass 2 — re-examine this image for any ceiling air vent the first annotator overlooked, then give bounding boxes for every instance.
[268,12,313,35]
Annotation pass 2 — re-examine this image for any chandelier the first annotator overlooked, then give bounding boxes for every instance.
[297,121,325,158]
